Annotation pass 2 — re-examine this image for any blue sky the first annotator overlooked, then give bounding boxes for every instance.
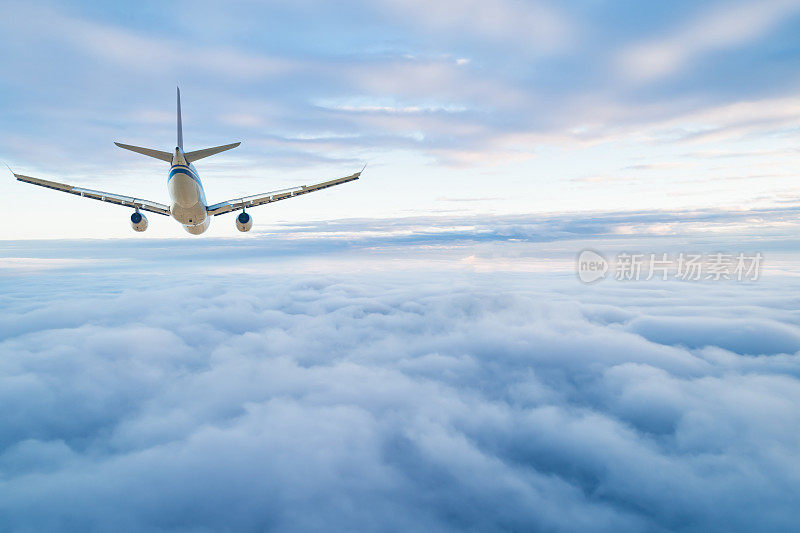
[3,0,800,237]
[3,2,800,531]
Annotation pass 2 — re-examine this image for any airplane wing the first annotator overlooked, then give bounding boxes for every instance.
[206,170,362,216]
[13,172,171,216]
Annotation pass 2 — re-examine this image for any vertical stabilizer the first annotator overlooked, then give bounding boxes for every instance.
[177,86,184,150]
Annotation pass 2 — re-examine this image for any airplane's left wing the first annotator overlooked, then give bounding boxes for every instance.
[14,173,170,215]
[206,170,362,216]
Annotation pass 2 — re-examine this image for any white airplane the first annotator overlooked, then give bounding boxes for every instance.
[12,88,362,235]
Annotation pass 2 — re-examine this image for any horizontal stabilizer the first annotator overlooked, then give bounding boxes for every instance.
[184,142,241,163]
[114,142,173,163]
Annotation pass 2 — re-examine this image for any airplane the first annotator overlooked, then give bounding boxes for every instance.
[11,88,362,235]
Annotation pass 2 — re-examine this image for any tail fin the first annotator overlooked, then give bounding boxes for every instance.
[185,142,241,163]
[114,142,173,162]
[115,89,238,164]
[177,86,184,150]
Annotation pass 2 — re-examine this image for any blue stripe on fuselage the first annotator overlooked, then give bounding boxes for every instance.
[169,165,201,184]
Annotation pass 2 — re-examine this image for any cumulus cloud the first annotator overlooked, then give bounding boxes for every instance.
[1,228,800,531]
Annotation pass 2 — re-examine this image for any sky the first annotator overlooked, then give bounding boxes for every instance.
[3,1,800,531]
[3,0,800,237]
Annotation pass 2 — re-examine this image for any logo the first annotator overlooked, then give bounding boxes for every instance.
[576,249,608,283]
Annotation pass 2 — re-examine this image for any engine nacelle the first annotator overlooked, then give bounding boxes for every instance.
[235,211,253,232]
[130,211,148,232]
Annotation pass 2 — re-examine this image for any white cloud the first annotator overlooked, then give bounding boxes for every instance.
[44,9,291,79]
[619,0,800,82]
[1,229,800,529]
[375,0,575,53]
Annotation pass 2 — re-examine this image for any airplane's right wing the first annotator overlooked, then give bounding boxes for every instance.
[206,170,362,216]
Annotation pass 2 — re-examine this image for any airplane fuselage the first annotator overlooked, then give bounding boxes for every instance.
[169,147,210,234]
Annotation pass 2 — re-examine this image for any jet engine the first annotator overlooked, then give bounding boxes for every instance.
[130,211,148,232]
[236,211,253,232]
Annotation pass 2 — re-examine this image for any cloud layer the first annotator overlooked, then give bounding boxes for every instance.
[2,233,800,531]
